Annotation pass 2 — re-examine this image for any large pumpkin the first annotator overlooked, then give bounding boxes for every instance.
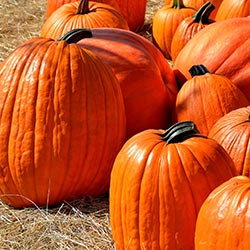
[173,65,249,135]
[76,28,178,139]
[45,0,146,31]
[173,17,250,101]
[0,29,126,208]
[110,121,237,250]
[195,176,250,250]
[209,106,250,176]
[40,0,129,40]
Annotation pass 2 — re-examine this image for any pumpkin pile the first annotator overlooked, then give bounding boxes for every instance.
[1,0,250,249]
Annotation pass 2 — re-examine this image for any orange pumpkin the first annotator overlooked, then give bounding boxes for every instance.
[76,28,178,139]
[209,106,250,176]
[40,0,129,40]
[215,0,250,21]
[173,65,249,136]
[152,0,196,59]
[110,121,237,250]
[0,29,126,208]
[195,176,250,250]
[171,1,215,62]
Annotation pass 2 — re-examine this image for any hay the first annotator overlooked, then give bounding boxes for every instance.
[0,0,163,248]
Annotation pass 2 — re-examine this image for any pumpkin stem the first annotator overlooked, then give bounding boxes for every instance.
[192,1,215,24]
[189,64,210,77]
[76,0,89,14]
[58,28,93,44]
[161,121,204,143]
[171,0,186,9]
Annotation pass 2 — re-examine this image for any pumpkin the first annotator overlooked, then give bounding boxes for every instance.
[208,106,250,176]
[215,0,250,21]
[152,0,196,59]
[45,0,146,31]
[195,175,250,250]
[110,121,237,250]
[173,65,249,136]
[173,17,250,101]
[76,28,178,139]
[0,29,126,208]
[40,0,129,40]
[164,0,222,18]
[171,1,215,62]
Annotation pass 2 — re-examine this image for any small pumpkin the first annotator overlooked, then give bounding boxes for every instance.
[173,65,249,136]
[0,29,126,208]
[209,106,250,176]
[110,121,237,250]
[40,0,129,40]
[173,17,250,101]
[195,175,250,250]
[171,1,215,62]
[76,27,178,139]
[152,0,196,59]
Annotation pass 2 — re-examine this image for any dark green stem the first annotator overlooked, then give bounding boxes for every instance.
[76,0,89,14]
[189,65,210,78]
[192,1,215,24]
[161,121,204,143]
[171,0,186,9]
[58,28,92,44]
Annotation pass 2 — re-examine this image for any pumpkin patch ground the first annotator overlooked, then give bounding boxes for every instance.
[0,0,164,248]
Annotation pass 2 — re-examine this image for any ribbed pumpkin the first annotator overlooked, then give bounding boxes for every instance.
[0,29,126,208]
[209,106,250,176]
[215,0,250,21]
[164,0,222,18]
[171,1,215,62]
[173,17,250,101]
[110,121,237,250]
[152,0,196,59]
[40,0,129,40]
[45,0,146,31]
[195,176,250,250]
[173,65,249,136]
[76,28,178,139]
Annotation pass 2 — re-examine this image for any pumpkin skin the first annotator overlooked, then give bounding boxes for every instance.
[173,17,250,101]
[110,121,237,250]
[0,29,126,208]
[209,106,250,176]
[45,0,146,31]
[195,176,250,250]
[76,28,178,139]
[174,65,249,136]
[152,0,196,59]
[171,1,215,62]
[215,0,250,21]
[40,0,129,40]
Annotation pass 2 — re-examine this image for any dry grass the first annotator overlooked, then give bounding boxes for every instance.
[0,0,163,248]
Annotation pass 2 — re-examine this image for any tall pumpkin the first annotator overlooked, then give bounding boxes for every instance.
[195,176,250,250]
[0,29,126,208]
[110,121,237,250]
[40,0,129,40]
[173,65,249,135]
[209,106,250,176]
[173,17,250,101]
[76,28,178,139]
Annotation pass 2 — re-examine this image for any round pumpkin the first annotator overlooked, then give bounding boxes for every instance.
[173,17,250,101]
[152,0,196,59]
[209,106,250,176]
[195,175,250,250]
[0,29,126,208]
[173,65,249,135]
[110,121,237,250]
[40,0,129,40]
[171,1,215,62]
[76,28,178,139]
